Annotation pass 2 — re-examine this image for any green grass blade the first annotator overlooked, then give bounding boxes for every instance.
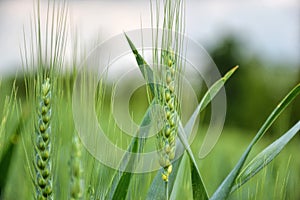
[169,153,190,200]
[124,33,156,95]
[185,66,238,137]
[0,119,22,195]
[231,121,300,193]
[190,158,208,200]
[105,101,154,200]
[0,142,15,196]
[210,83,300,200]
[178,121,209,200]
[249,83,300,146]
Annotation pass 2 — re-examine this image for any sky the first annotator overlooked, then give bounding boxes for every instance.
[0,0,299,76]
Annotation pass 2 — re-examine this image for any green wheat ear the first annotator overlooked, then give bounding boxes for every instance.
[34,78,53,200]
[69,135,83,200]
[156,49,178,182]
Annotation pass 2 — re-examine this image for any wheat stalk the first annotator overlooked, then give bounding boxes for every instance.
[34,78,53,200]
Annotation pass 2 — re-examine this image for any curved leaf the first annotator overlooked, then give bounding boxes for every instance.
[210,83,300,200]
[105,101,155,200]
[185,66,238,139]
[231,121,300,193]
[124,33,157,95]
[177,121,209,200]
[0,129,20,194]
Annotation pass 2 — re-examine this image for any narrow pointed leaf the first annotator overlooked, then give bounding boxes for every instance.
[124,33,156,95]
[0,118,22,193]
[185,66,238,137]
[210,83,300,200]
[105,101,155,200]
[231,121,300,193]
[178,121,208,200]
[169,153,190,200]
[107,34,159,197]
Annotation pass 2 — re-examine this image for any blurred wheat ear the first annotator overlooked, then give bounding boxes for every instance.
[69,134,83,200]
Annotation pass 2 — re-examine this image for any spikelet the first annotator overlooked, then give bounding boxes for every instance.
[34,78,53,200]
[69,135,83,200]
[156,49,178,182]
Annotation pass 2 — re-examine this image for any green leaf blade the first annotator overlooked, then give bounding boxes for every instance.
[105,101,154,200]
[177,121,209,200]
[185,66,238,137]
[124,33,156,96]
[210,83,300,200]
[231,121,300,193]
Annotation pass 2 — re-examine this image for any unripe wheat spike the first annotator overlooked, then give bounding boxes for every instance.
[157,49,178,182]
[34,78,53,200]
[69,135,83,200]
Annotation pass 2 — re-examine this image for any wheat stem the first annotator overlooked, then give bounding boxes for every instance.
[165,181,169,200]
